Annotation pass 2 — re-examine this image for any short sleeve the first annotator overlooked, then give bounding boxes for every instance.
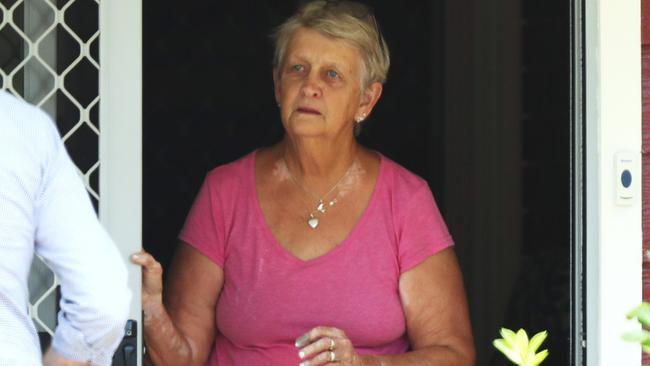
[179,174,226,267]
[397,184,454,273]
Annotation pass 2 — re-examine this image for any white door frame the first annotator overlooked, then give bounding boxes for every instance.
[96,1,646,364]
[585,0,643,364]
[99,0,142,364]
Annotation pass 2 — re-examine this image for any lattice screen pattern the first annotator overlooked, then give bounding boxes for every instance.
[0,0,99,350]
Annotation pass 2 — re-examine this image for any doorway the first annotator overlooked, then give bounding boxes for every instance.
[143,1,582,364]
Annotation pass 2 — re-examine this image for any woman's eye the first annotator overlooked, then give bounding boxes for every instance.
[327,70,339,78]
[291,64,304,72]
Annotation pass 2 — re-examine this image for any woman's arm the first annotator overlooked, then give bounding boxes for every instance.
[296,247,474,366]
[364,247,474,365]
[133,242,224,366]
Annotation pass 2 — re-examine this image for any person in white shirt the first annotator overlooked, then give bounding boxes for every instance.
[0,90,131,366]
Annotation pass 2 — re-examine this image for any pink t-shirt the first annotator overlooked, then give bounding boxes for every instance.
[179,151,453,366]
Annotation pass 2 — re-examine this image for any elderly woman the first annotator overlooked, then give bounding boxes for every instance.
[132,1,474,365]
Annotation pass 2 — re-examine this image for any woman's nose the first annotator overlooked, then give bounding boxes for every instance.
[301,74,322,98]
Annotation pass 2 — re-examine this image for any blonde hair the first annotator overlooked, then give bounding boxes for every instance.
[271,1,390,87]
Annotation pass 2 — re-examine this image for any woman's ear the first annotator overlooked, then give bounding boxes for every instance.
[358,81,383,117]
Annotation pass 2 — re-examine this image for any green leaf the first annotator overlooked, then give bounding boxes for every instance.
[495,327,550,365]
[516,329,529,357]
[528,330,548,354]
[627,303,650,327]
[622,330,650,343]
[642,344,650,354]
[500,327,518,348]
[531,349,549,366]
[493,339,522,364]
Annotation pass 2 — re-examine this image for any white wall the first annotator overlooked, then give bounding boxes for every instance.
[586,0,643,364]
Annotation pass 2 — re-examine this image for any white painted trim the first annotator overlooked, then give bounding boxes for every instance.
[99,0,142,364]
[586,0,642,364]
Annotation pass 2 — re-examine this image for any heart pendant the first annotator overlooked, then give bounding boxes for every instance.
[308,217,319,229]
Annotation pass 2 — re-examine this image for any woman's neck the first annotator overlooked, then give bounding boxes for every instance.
[281,135,359,193]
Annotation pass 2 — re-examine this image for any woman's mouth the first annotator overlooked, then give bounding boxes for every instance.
[296,107,321,115]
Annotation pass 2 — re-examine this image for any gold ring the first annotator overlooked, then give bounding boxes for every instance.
[329,338,335,351]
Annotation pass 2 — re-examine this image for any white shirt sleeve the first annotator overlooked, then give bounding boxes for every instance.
[33,114,131,365]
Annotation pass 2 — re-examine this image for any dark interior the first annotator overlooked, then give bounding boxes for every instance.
[143,1,575,364]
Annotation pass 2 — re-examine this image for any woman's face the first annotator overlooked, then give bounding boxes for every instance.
[274,27,380,140]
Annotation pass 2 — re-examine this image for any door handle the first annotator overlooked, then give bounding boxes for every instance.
[112,319,137,366]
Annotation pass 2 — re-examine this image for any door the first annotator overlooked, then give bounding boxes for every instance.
[444,1,584,364]
[0,0,142,364]
[143,1,585,365]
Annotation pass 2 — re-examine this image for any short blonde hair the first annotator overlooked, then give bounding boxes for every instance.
[271,1,390,87]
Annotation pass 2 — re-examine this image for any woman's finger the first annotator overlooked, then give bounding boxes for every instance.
[130,250,164,301]
[131,250,160,271]
[131,251,163,278]
[296,326,359,365]
[295,326,345,348]
[298,336,334,360]
[298,349,337,366]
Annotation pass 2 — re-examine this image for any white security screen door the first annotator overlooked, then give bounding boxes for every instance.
[0,0,142,364]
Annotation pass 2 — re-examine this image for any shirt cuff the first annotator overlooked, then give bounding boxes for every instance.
[51,312,123,366]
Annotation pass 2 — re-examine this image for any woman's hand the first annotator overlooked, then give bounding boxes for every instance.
[295,326,362,366]
[129,244,223,366]
[130,250,164,316]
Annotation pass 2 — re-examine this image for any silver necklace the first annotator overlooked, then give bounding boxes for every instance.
[284,156,355,229]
